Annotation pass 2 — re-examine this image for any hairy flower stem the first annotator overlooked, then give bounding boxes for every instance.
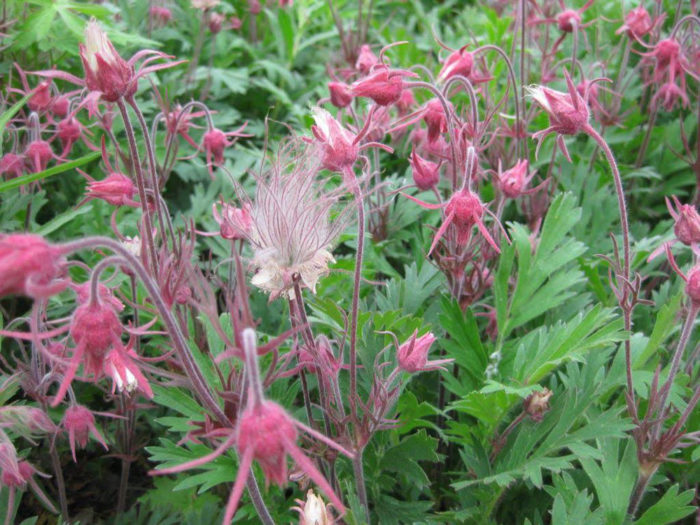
[352,446,370,523]
[583,125,634,403]
[116,99,158,275]
[634,107,657,168]
[41,400,69,521]
[186,10,207,86]
[654,305,698,437]
[628,466,655,517]
[127,97,176,249]
[117,395,135,513]
[64,237,274,525]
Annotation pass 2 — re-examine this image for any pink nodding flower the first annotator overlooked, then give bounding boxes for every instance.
[664,246,700,308]
[616,6,653,38]
[403,186,504,255]
[149,6,173,26]
[351,67,416,107]
[150,328,353,525]
[0,153,25,179]
[652,81,689,111]
[423,99,449,142]
[212,202,252,240]
[87,173,138,207]
[0,234,67,299]
[641,38,686,84]
[328,81,354,108]
[409,147,441,191]
[556,9,582,33]
[355,44,379,74]
[208,12,225,34]
[497,159,536,199]
[669,196,700,246]
[396,89,416,114]
[62,404,108,462]
[28,81,53,113]
[25,140,53,173]
[52,300,124,406]
[104,341,153,398]
[397,330,452,373]
[311,108,360,172]
[229,16,243,30]
[527,69,591,161]
[201,124,251,176]
[51,94,71,118]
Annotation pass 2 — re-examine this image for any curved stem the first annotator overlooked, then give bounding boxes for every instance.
[116,99,158,275]
[58,236,273,524]
[584,125,633,404]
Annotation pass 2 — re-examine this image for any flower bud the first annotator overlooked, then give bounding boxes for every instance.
[397,331,436,373]
[672,202,700,245]
[212,203,252,240]
[409,148,440,191]
[25,140,53,172]
[686,266,700,307]
[87,173,137,207]
[0,153,25,179]
[438,46,473,82]
[617,6,652,38]
[556,9,581,32]
[311,108,359,173]
[423,99,449,142]
[51,95,70,118]
[28,81,53,113]
[351,69,405,106]
[80,19,136,102]
[446,189,486,245]
[62,404,108,461]
[355,44,378,74]
[498,159,531,199]
[208,12,224,33]
[328,81,353,108]
[203,128,228,166]
[524,388,552,421]
[0,234,65,299]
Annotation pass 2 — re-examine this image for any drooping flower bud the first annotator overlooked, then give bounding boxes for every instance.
[446,189,487,245]
[62,404,108,462]
[409,148,440,191]
[51,94,71,118]
[25,140,53,173]
[0,153,25,179]
[527,72,589,136]
[669,198,700,245]
[80,19,136,102]
[423,99,449,142]
[327,81,353,108]
[556,9,581,32]
[686,266,700,307]
[311,108,359,173]
[236,401,297,486]
[28,81,53,113]
[355,44,379,74]
[208,12,224,33]
[86,173,138,207]
[0,234,66,299]
[438,46,474,82]
[57,116,82,154]
[351,68,412,106]
[617,6,652,38]
[396,330,452,373]
[203,128,229,166]
[212,202,252,240]
[497,159,532,199]
[149,6,173,26]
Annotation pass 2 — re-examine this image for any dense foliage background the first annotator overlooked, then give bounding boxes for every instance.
[0,0,698,523]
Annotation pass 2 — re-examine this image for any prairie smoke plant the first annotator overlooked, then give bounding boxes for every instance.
[236,139,350,299]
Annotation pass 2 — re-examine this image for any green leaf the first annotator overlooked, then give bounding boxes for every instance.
[635,484,696,525]
[0,93,33,145]
[0,152,100,193]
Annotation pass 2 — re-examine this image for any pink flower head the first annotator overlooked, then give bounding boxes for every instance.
[396,89,415,114]
[72,281,125,312]
[668,196,700,246]
[208,12,225,34]
[403,187,503,255]
[80,19,136,102]
[652,81,689,111]
[423,99,449,142]
[51,94,71,118]
[616,6,652,38]
[311,108,359,173]
[57,115,84,155]
[1,460,35,488]
[149,6,173,26]
[328,81,353,108]
[25,140,53,173]
[355,44,379,74]
[236,401,297,486]
[351,68,416,106]
[438,46,474,82]
[62,404,108,462]
[249,0,262,15]
[409,147,441,190]
[104,342,153,398]
[51,300,124,406]
[497,159,535,199]
[0,234,66,299]
[556,9,581,32]
[397,330,452,373]
[201,124,251,176]
[229,16,243,30]
[641,38,688,85]
[212,202,252,240]
[0,153,25,179]
[87,173,138,207]
[527,69,590,161]
[28,81,53,113]
[687,267,700,307]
